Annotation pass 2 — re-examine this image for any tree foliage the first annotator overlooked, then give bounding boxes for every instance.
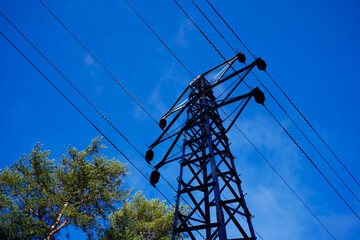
[102,191,186,240]
[0,137,129,240]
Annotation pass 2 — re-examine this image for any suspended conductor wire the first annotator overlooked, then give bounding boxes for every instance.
[35,0,339,237]
[0,30,207,240]
[120,0,331,236]
[0,10,144,159]
[205,0,360,188]
[1,12,205,238]
[254,71,360,203]
[37,0,158,125]
[220,110,336,239]
[172,0,225,64]
[194,0,360,203]
[190,0,236,54]
[38,0,187,153]
[184,0,359,216]
[0,30,173,206]
[114,0,337,237]
[263,105,360,221]
[205,0,256,59]
[122,0,194,79]
[172,0,252,90]
[196,0,360,201]
[33,2,205,236]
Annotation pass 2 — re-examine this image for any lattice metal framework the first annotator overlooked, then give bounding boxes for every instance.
[146,53,266,240]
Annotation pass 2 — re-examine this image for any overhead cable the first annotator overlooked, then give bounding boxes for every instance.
[205,0,360,188]
[0,11,205,238]
[174,0,359,221]
[0,30,172,205]
[38,0,159,125]
[33,3,207,237]
[264,105,360,221]
[221,110,336,240]
[35,0,337,237]
[0,10,144,159]
[124,0,337,237]
[189,0,360,203]
[120,0,337,237]
[0,30,208,239]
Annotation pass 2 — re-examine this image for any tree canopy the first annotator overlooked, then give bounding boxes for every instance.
[0,137,129,240]
[102,191,186,240]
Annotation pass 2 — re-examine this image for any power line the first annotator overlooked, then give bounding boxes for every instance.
[187,1,360,203]
[0,11,205,238]
[0,10,144,160]
[37,0,158,125]
[119,2,256,238]
[35,0,339,237]
[255,71,360,203]
[122,0,195,79]
[172,0,226,65]
[205,0,256,59]
[4,9,207,239]
[221,110,336,240]
[174,0,359,221]
[190,0,236,54]
[118,0,339,237]
[264,105,360,221]
[0,31,206,239]
[120,1,337,237]
[205,0,360,188]
[171,0,252,90]
[0,30,172,205]
[33,3,205,238]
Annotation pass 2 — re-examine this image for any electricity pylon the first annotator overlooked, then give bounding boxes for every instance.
[146,52,266,240]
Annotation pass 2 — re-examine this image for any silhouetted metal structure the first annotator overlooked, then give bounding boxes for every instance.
[146,53,266,240]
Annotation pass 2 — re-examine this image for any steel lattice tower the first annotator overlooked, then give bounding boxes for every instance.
[146,53,266,240]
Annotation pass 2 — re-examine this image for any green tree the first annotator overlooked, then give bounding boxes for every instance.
[0,137,129,240]
[102,191,186,240]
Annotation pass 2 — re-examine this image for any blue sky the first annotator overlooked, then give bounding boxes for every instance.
[0,0,360,239]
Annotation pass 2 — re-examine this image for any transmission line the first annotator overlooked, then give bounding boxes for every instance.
[221,110,336,240]
[0,30,208,239]
[3,9,209,239]
[187,0,360,203]
[264,105,360,221]
[0,30,173,205]
[0,10,144,159]
[120,0,337,237]
[30,3,206,238]
[0,11,206,238]
[172,0,359,221]
[119,0,339,237]
[122,0,195,79]
[37,0,159,125]
[205,0,360,188]
[35,0,339,237]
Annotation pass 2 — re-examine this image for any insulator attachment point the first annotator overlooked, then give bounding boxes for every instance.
[237,52,246,63]
[150,170,160,185]
[159,119,167,130]
[145,149,154,162]
[254,90,265,104]
[256,58,267,71]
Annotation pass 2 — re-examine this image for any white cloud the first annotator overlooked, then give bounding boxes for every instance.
[84,54,96,66]
[223,113,328,239]
[174,19,194,47]
[146,62,188,117]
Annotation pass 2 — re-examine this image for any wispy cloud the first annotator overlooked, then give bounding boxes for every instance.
[174,19,194,47]
[84,54,96,66]
[225,113,335,239]
[145,62,188,118]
